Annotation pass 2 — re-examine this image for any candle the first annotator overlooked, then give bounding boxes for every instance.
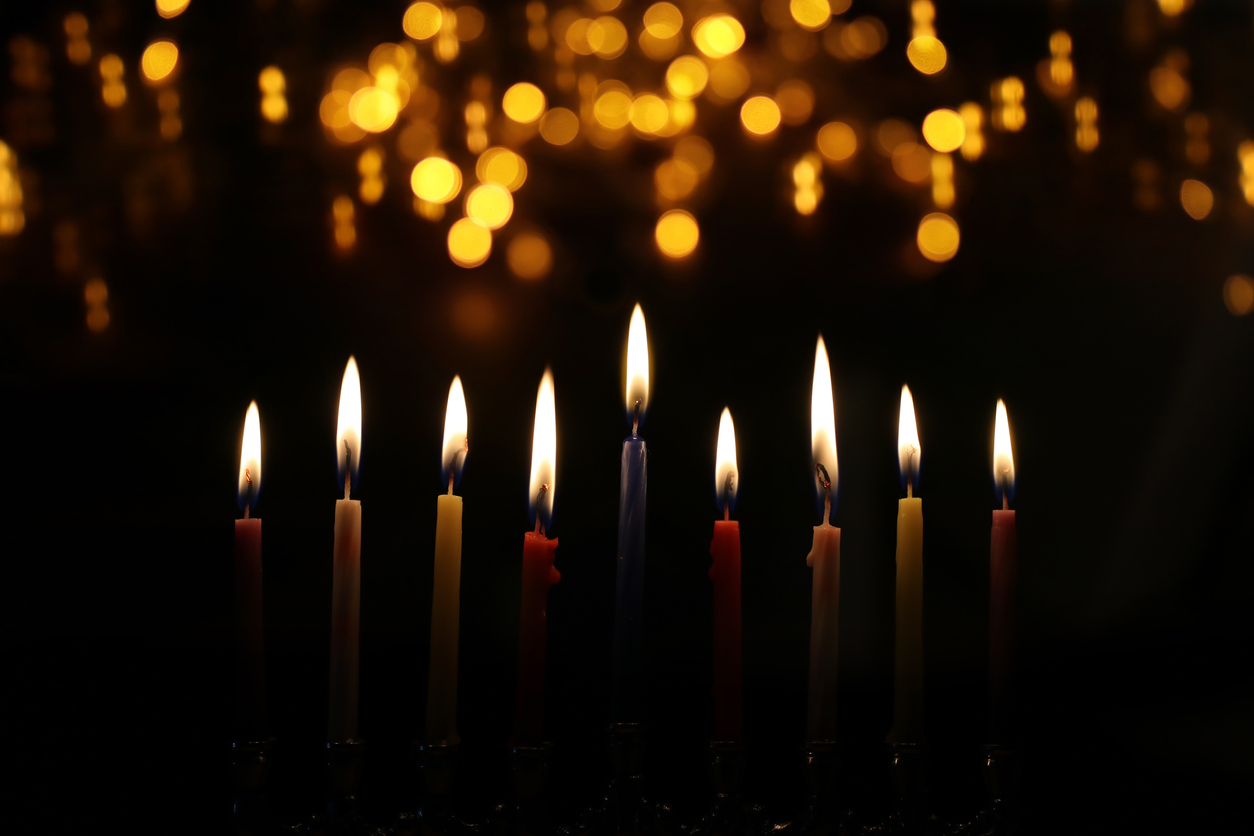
[426,376,468,744]
[235,401,264,741]
[328,357,363,743]
[709,407,742,741]
[989,399,1016,742]
[514,368,560,745]
[612,304,649,723]
[806,336,841,742]
[889,384,924,744]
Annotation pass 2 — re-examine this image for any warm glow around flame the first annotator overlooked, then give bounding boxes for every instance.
[994,399,1015,502]
[715,407,738,513]
[337,357,362,492]
[529,368,556,530]
[442,375,469,488]
[625,303,650,423]
[810,335,838,499]
[238,401,261,511]
[898,384,920,490]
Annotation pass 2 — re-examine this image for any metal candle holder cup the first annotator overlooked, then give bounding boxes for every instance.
[231,738,284,836]
[769,741,858,836]
[689,741,767,836]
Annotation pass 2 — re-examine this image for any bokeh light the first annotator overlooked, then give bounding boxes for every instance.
[404,2,443,41]
[907,36,947,74]
[141,40,179,83]
[644,3,683,38]
[99,54,127,107]
[741,96,782,136]
[674,136,715,177]
[921,109,965,153]
[465,184,514,229]
[1179,179,1212,219]
[476,147,527,191]
[1075,97,1099,152]
[666,56,708,100]
[693,14,745,59]
[349,87,399,132]
[503,82,546,123]
[876,119,917,155]
[776,80,815,126]
[916,212,960,261]
[411,157,462,203]
[156,0,191,19]
[655,158,699,200]
[448,218,493,267]
[707,57,750,101]
[1223,275,1254,316]
[959,103,985,160]
[655,209,700,258]
[817,122,857,161]
[892,142,931,183]
[594,88,632,129]
[540,108,579,145]
[507,232,553,280]
[791,0,832,32]
[630,94,669,134]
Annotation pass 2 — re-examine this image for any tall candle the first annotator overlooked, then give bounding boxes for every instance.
[514,369,560,746]
[709,408,742,742]
[889,384,924,744]
[235,401,265,741]
[612,304,649,723]
[989,399,1017,742]
[806,337,841,742]
[427,376,468,744]
[328,358,363,743]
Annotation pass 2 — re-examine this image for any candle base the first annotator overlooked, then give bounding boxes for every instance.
[231,738,284,836]
[307,740,372,835]
[769,741,859,836]
[388,742,478,836]
[948,745,1020,836]
[687,741,767,836]
[881,743,944,836]
[493,743,556,836]
[574,723,679,836]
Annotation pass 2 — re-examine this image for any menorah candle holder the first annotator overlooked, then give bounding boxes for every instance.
[687,741,768,836]
[231,737,284,836]
[974,745,1020,836]
[302,740,374,836]
[493,742,556,836]
[768,740,858,836]
[386,742,474,836]
[882,743,943,836]
[575,722,681,836]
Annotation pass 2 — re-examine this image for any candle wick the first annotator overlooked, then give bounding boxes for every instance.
[722,472,734,520]
[343,441,353,499]
[907,482,913,499]
[724,505,729,522]
[1002,494,1009,511]
[244,505,250,520]
[815,462,832,522]
[535,483,549,535]
[447,474,454,496]
[632,400,640,436]
[244,468,254,518]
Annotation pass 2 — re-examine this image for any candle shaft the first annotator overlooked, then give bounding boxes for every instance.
[514,531,560,745]
[612,434,646,722]
[989,509,1016,741]
[806,522,841,741]
[709,520,742,742]
[234,518,264,741]
[889,497,924,743]
[328,498,361,743]
[426,493,463,744]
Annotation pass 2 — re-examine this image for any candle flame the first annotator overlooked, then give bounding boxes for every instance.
[810,335,838,510]
[528,368,557,531]
[898,384,920,492]
[442,375,469,489]
[715,407,738,514]
[993,399,1015,503]
[624,303,650,427]
[336,357,362,493]
[237,401,261,511]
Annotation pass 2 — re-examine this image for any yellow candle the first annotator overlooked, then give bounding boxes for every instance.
[889,384,925,743]
[426,376,468,744]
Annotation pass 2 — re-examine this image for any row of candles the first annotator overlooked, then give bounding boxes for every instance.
[233,305,1018,747]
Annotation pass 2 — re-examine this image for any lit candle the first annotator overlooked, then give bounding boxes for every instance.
[989,400,1016,742]
[513,368,560,745]
[235,401,264,741]
[426,376,468,744]
[806,337,841,742]
[612,304,649,723]
[889,385,924,744]
[709,407,742,742]
[328,358,363,743]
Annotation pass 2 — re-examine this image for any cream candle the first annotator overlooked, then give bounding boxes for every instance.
[328,358,363,744]
[235,401,264,741]
[889,384,924,744]
[806,336,841,742]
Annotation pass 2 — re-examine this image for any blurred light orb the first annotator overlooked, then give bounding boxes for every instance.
[540,107,580,145]
[674,135,715,176]
[916,212,960,262]
[1150,66,1190,112]
[1224,275,1254,316]
[404,2,444,40]
[644,2,683,38]
[655,158,699,200]
[590,0,622,10]
[693,14,745,59]
[666,56,708,100]
[655,209,699,258]
[594,16,629,58]
[594,90,633,129]
[507,232,553,280]
[630,94,669,134]
[639,29,680,61]
[566,18,603,55]
[892,142,931,183]
[411,157,463,203]
[790,0,832,31]
[259,66,285,95]
[456,6,486,41]
[1179,179,1213,219]
[466,184,514,229]
[907,36,947,74]
[476,147,528,191]
[84,277,108,306]
[87,308,110,332]
[817,121,857,161]
[876,119,917,155]
[741,96,782,136]
[776,79,815,126]
[707,57,750,101]
[503,82,546,123]
[448,218,493,267]
[141,40,179,82]
[921,109,965,152]
[156,0,191,19]
[349,87,399,132]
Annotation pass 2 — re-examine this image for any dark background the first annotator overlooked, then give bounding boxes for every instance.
[2,0,1252,832]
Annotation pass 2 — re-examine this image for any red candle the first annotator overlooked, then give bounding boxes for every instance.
[235,401,264,741]
[709,408,742,742]
[328,357,363,743]
[513,369,560,745]
[806,336,841,742]
[989,399,1016,742]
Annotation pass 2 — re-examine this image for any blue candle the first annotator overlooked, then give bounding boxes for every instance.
[612,304,650,722]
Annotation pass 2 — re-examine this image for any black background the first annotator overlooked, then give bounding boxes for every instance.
[2,1,1252,832]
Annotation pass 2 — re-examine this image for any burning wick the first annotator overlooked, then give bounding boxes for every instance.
[903,445,918,499]
[534,483,550,536]
[723,472,734,522]
[244,468,253,519]
[448,437,469,495]
[816,462,832,519]
[632,400,641,436]
[1000,464,1011,510]
[343,441,353,499]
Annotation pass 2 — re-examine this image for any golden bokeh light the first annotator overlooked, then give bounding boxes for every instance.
[507,232,553,280]
[456,6,486,41]
[1157,0,1192,17]
[907,36,947,74]
[707,57,750,101]
[792,153,824,215]
[259,66,285,95]
[1150,66,1189,112]
[99,54,127,107]
[817,121,857,161]
[639,29,680,61]
[64,13,91,65]
[655,209,699,258]
[260,66,288,123]
[664,98,696,134]
[1075,97,1099,152]
[156,0,191,19]
[1223,275,1254,316]
[594,89,633,129]
[992,77,1026,131]
[1239,141,1254,206]
[791,0,832,31]
[404,2,444,40]
[644,2,683,38]
[959,103,985,160]
[931,152,954,208]
[411,156,463,203]
[476,147,527,191]
[693,14,746,59]
[333,195,356,250]
[665,56,708,100]
[466,184,514,229]
[566,18,603,55]
[917,212,959,262]
[741,96,782,136]
[655,158,699,200]
[594,16,629,58]
[674,136,715,177]
[1179,179,1212,219]
[921,109,965,153]
[540,107,579,145]
[590,0,622,10]
[876,119,917,155]
[448,217,493,267]
[893,142,931,183]
[630,94,669,134]
[776,80,815,126]
[349,87,399,132]
[84,277,108,307]
[141,40,179,83]
[503,82,546,123]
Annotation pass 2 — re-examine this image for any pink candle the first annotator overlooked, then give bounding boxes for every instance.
[235,401,264,741]
[806,336,841,742]
[709,408,742,742]
[328,357,363,743]
[989,400,1016,742]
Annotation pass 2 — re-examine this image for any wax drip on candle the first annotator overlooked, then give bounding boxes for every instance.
[534,483,549,535]
[816,462,832,519]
